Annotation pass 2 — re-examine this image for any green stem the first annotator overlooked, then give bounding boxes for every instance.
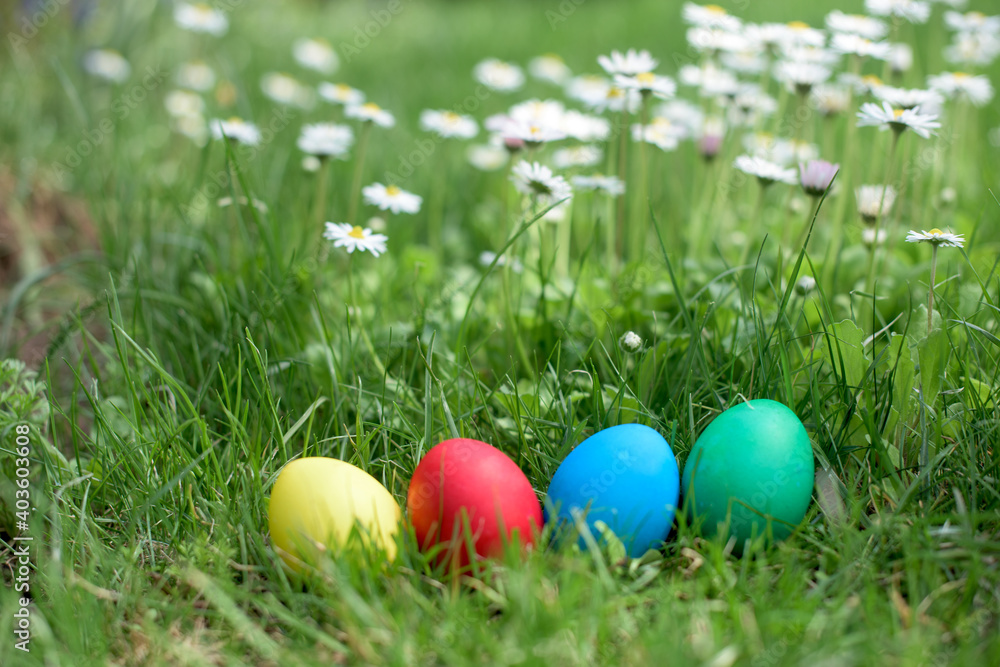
[862,130,901,330]
[928,244,938,335]
[615,106,630,261]
[347,121,373,226]
[314,157,330,229]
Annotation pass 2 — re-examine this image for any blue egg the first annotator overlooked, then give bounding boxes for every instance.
[544,424,680,557]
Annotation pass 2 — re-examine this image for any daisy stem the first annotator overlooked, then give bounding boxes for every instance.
[429,140,450,250]
[634,94,651,262]
[615,106,630,262]
[862,130,901,329]
[347,253,387,377]
[347,121,373,226]
[314,156,330,229]
[927,244,938,336]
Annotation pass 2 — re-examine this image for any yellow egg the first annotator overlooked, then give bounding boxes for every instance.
[268,457,401,570]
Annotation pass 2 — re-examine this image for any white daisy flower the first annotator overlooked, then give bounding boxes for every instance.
[176,61,215,91]
[742,131,779,157]
[302,155,322,172]
[944,31,1000,66]
[873,85,944,111]
[479,251,523,273]
[799,160,840,196]
[682,3,743,31]
[733,154,797,185]
[529,54,572,84]
[572,173,625,197]
[905,228,964,247]
[856,101,940,138]
[510,99,566,126]
[217,196,268,212]
[565,75,612,106]
[420,110,479,139]
[467,144,508,171]
[831,33,892,60]
[944,11,1000,34]
[597,49,658,76]
[345,102,395,128]
[865,0,931,24]
[928,71,995,105]
[773,138,819,166]
[293,38,338,75]
[323,222,388,257]
[840,72,887,95]
[731,84,778,117]
[511,161,573,203]
[553,145,603,169]
[810,85,852,116]
[782,21,827,48]
[687,27,750,54]
[679,63,739,97]
[632,117,687,151]
[888,43,914,73]
[795,276,817,295]
[614,72,677,99]
[362,183,422,214]
[503,120,567,145]
[780,44,842,67]
[82,49,131,83]
[744,23,792,50]
[209,117,261,145]
[721,50,769,74]
[297,123,354,158]
[587,85,642,114]
[856,184,897,223]
[560,111,611,142]
[173,114,208,145]
[862,227,889,246]
[261,73,315,109]
[474,59,525,92]
[825,11,888,39]
[775,61,831,94]
[174,3,228,36]
[619,331,642,352]
[656,99,705,134]
[164,90,204,118]
[318,82,365,106]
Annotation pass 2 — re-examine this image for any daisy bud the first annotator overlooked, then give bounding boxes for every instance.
[699,133,723,160]
[795,276,817,295]
[503,136,525,153]
[619,331,642,353]
[798,160,839,196]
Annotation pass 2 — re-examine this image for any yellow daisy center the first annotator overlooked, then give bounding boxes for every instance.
[928,228,943,235]
[953,72,970,79]
[607,87,623,99]
[705,4,727,14]
[336,84,352,93]
[385,185,401,196]
[227,116,242,123]
[637,72,656,85]
[443,111,460,122]
[892,108,905,119]
[362,102,381,112]
[348,226,366,239]
[787,21,810,30]
[194,3,212,11]
[969,12,984,20]
[862,74,883,86]
[543,53,563,61]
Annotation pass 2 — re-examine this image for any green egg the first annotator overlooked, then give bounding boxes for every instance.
[682,399,814,545]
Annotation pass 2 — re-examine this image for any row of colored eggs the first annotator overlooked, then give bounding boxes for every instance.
[268,399,815,571]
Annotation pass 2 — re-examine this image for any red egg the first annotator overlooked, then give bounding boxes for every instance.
[406,438,543,569]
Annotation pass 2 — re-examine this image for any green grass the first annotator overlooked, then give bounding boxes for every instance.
[2,0,1000,664]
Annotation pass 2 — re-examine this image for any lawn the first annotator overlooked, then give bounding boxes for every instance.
[2,0,1000,664]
